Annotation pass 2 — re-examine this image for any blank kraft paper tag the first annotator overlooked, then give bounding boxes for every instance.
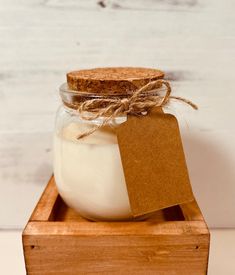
[116,108,194,217]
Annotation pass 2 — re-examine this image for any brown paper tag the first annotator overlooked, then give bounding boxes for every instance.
[116,107,194,217]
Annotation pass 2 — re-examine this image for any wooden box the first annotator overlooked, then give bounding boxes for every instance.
[23,177,210,274]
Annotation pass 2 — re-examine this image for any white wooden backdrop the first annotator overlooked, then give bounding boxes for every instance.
[0,0,234,229]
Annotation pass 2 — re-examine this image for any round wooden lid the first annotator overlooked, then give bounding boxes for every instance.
[67,67,164,94]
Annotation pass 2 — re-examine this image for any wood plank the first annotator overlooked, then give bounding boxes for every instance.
[1,0,233,14]
[43,0,202,11]
[180,200,205,221]
[23,228,209,274]
[23,220,209,236]
[29,177,58,221]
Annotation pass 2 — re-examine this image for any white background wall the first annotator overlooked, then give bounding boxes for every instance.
[0,0,234,229]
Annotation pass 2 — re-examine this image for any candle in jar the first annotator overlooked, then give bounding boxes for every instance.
[54,67,165,221]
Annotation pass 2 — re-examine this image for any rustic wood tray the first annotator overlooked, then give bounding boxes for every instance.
[23,176,210,274]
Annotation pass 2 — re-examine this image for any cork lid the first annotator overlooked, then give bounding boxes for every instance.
[67,67,164,95]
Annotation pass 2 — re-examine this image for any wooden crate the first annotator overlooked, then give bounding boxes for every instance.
[22,176,210,275]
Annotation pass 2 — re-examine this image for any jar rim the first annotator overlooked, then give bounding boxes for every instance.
[59,83,131,99]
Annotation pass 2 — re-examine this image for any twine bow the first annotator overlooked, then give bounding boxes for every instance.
[76,79,198,139]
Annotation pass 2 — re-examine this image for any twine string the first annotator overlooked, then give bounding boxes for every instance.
[73,79,197,139]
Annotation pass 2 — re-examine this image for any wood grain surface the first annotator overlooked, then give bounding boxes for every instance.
[22,177,210,274]
[0,0,235,228]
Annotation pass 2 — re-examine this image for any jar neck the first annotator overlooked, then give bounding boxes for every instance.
[60,83,130,110]
[59,82,165,125]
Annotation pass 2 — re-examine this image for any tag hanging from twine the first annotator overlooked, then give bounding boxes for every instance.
[74,79,198,139]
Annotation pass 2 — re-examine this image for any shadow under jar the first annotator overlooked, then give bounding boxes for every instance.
[53,67,164,221]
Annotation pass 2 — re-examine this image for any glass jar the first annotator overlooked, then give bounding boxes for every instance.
[54,83,133,221]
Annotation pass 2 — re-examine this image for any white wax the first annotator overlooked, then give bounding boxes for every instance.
[53,122,132,221]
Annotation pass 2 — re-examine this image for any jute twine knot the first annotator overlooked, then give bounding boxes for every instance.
[75,79,198,139]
